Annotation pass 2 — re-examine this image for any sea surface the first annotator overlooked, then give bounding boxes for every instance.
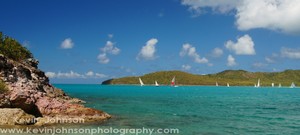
[4,85,300,135]
[48,84,300,135]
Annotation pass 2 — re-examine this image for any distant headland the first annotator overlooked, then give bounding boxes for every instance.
[102,70,300,87]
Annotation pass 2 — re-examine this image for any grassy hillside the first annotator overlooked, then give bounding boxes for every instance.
[102,70,300,86]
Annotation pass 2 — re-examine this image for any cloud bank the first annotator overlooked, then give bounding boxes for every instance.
[45,71,107,79]
[236,0,300,34]
[182,0,300,34]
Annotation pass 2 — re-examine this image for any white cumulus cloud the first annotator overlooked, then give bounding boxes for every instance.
[60,38,74,49]
[211,47,223,57]
[97,40,120,64]
[180,43,208,64]
[57,71,83,78]
[281,47,300,59]
[101,41,120,55]
[97,53,110,64]
[137,38,158,60]
[182,64,192,70]
[227,55,237,66]
[236,0,300,34]
[225,34,256,55]
[85,71,94,77]
[181,0,300,34]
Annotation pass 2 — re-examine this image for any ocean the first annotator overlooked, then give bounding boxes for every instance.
[2,85,298,135]
[48,84,300,135]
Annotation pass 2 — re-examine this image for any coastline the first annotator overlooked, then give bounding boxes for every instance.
[0,54,111,126]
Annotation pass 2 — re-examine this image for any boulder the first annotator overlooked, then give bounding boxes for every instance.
[0,108,35,125]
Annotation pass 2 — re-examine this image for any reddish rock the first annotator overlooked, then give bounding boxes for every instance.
[0,55,111,126]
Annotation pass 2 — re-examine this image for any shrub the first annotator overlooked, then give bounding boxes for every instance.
[0,32,33,61]
[0,81,8,94]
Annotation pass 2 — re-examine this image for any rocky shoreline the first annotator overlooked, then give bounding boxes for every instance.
[0,54,111,126]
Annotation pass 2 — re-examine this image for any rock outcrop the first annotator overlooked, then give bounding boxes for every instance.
[0,54,111,126]
[0,108,35,125]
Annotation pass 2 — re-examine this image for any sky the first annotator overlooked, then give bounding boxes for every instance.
[1,0,300,84]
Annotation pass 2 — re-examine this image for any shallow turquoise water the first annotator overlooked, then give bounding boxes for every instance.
[54,84,300,135]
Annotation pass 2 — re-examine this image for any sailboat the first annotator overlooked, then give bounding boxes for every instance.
[139,78,144,86]
[216,82,218,87]
[171,76,178,87]
[255,79,260,88]
[278,83,282,88]
[290,82,296,88]
[227,83,230,87]
[155,80,159,87]
[271,83,274,87]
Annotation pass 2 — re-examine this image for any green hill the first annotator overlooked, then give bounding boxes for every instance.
[102,70,300,86]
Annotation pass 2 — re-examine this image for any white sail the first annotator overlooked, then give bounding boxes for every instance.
[227,83,230,87]
[279,83,282,88]
[171,77,175,86]
[254,84,257,87]
[171,76,178,87]
[139,78,144,86]
[271,83,274,87]
[155,80,159,87]
[216,82,218,87]
[290,82,296,88]
[257,79,260,87]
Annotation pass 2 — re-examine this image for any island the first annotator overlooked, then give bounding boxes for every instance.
[102,70,300,87]
[0,32,111,126]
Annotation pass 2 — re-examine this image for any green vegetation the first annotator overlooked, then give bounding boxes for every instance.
[0,81,8,94]
[0,32,33,61]
[102,70,300,86]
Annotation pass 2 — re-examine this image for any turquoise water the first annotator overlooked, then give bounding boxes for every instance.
[54,84,300,135]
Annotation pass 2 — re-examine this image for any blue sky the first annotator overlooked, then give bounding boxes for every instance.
[1,0,300,84]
